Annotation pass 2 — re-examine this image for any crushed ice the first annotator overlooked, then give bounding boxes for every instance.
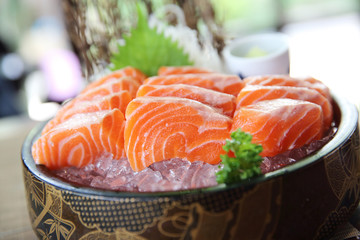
[54,155,219,192]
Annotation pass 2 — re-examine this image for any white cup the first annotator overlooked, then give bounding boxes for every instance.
[223,33,290,78]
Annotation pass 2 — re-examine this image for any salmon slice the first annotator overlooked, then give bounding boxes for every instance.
[83,66,146,92]
[301,76,331,101]
[143,73,245,96]
[81,76,140,98]
[124,97,232,172]
[70,78,139,105]
[42,78,136,134]
[32,109,126,170]
[231,98,323,157]
[243,75,331,101]
[42,91,132,134]
[236,85,333,130]
[158,66,213,76]
[136,84,236,117]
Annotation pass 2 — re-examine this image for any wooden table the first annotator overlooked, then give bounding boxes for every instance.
[0,115,360,240]
[0,116,37,240]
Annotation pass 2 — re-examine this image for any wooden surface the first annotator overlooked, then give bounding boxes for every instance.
[0,115,360,240]
[0,116,38,240]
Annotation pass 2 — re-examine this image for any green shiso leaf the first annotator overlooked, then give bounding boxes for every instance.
[216,129,263,185]
[110,3,193,76]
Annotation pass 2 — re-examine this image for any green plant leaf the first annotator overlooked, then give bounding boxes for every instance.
[216,129,263,185]
[110,3,193,76]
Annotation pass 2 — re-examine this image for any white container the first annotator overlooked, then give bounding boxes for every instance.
[223,33,290,78]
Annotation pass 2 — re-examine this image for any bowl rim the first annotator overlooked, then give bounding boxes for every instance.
[21,92,359,198]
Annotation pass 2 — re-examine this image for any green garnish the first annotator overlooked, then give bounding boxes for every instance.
[245,46,268,58]
[110,3,193,76]
[216,129,263,185]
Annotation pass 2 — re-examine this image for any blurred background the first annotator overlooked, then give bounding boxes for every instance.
[0,0,359,123]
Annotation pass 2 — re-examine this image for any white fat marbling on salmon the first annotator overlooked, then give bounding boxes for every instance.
[244,75,295,86]
[42,86,132,135]
[55,111,109,129]
[274,105,309,148]
[143,73,244,96]
[32,109,126,170]
[232,98,323,157]
[136,84,236,117]
[243,75,331,101]
[85,67,145,92]
[80,79,138,100]
[236,85,333,131]
[67,143,85,167]
[287,106,322,149]
[132,97,232,127]
[124,97,232,171]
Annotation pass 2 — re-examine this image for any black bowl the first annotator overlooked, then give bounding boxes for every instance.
[22,93,360,240]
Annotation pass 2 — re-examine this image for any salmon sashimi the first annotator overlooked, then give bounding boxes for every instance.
[231,98,323,157]
[136,84,236,117]
[83,66,146,92]
[42,91,132,134]
[301,76,331,101]
[41,78,136,134]
[243,75,331,101]
[124,97,232,172]
[81,76,140,98]
[158,66,213,76]
[143,73,245,96]
[71,77,139,104]
[32,109,126,170]
[236,85,333,130]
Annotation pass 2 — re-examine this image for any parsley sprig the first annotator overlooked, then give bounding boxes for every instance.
[216,129,263,185]
[110,3,192,76]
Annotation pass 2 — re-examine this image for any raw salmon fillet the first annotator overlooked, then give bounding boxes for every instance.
[32,109,126,170]
[158,66,213,76]
[236,85,333,130]
[41,77,136,134]
[244,75,331,101]
[232,98,323,157]
[136,84,236,117]
[83,66,146,92]
[42,91,132,134]
[301,76,331,100]
[143,73,245,96]
[124,97,232,172]
[81,76,140,98]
